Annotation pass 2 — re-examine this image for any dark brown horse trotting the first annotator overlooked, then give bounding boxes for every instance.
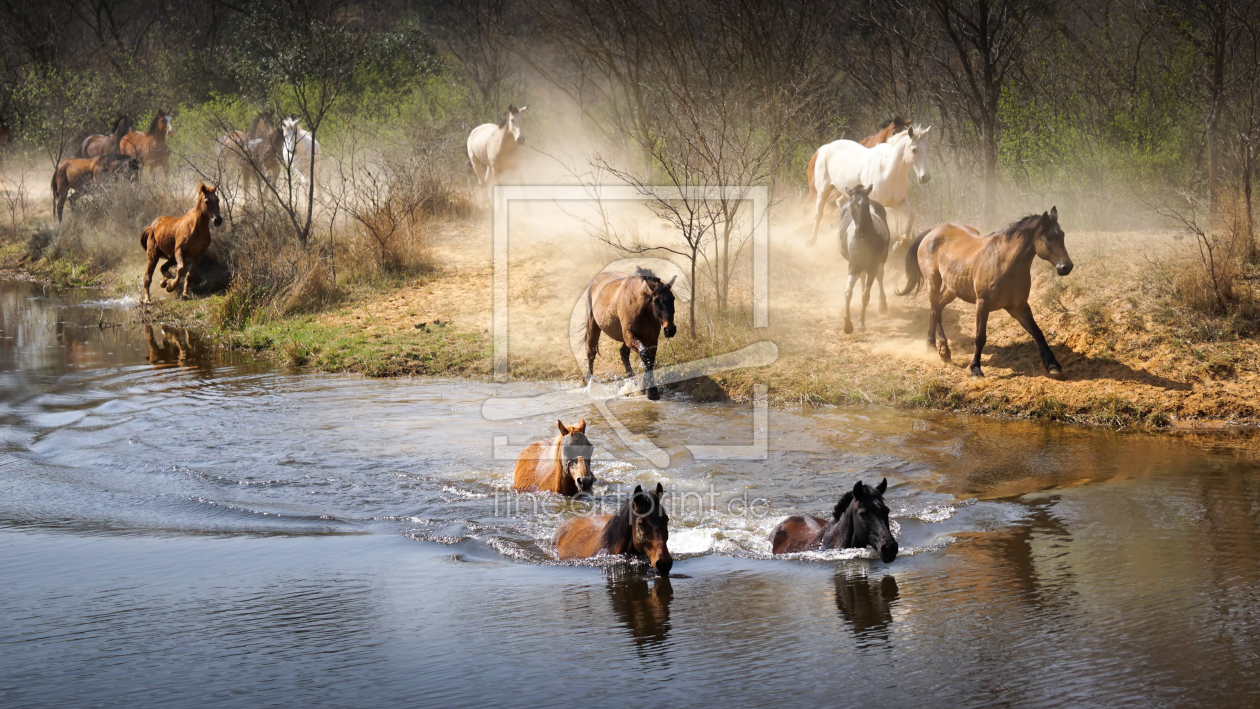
[807,117,909,202]
[512,419,595,495]
[837,184,891,334]
[584,269,678,401]
[898,208,1073,379]
[80,115,130,159]
[140,182,222,303]
[51,154,140,222]
[770,479,898,562]
[121,108,175,179]
[555,483,673,576]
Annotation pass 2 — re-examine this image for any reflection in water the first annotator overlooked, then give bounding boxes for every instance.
[144,323,209,366]
[606,573,672,656]
[833,571,899,647]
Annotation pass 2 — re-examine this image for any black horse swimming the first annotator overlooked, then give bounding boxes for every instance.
[769,478,899,562]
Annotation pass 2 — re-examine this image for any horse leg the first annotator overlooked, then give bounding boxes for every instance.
[142,250,159,305]
[1008,303,1064,380]
[876,260,888,315]
[585,314,601,382]
[619,343,636,380]
[970,301,990,377]
[181,257,199,298]
[159,257,178,290]
[936,294,956,363]
[860,271,875,331]
[640,341,660,401]
[843,271,858,334]
[168,250,187,296]
[807,184,833,247]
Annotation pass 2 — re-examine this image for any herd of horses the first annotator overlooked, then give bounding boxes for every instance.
[20,105,1075,574]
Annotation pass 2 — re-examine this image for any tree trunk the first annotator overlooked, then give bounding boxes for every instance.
[1247,134,1256,262]
[689,248,698,338]
[1209,26,1226,216]
[982,111,998,227]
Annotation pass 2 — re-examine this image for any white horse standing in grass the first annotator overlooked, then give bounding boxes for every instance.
[467,105,526,193]
[281,116,322,187]
[808,126,932,247]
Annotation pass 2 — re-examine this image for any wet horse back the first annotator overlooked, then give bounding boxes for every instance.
[555,515,612,558]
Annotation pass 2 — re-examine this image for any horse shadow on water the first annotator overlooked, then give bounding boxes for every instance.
[606,573,673,657]
[833,570,900,649]
[892,304,1190,391]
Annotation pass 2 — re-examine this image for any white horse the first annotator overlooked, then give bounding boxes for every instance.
[808,126,932,247]
[467,105,526,192]
[281,116,322,187]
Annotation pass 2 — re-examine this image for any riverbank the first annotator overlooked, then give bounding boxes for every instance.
[5,209,1258,430]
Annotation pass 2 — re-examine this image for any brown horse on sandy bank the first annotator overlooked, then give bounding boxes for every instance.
[770,479,898,562]
[80,115,130,158]
[584,269,678,401]
[121,108,174,179]
[140,182,222,303]
[513,419,595,495]
[51,154,140,222]
[807,117,909,201]
[898,208,1073,379]
[555,483,673,577]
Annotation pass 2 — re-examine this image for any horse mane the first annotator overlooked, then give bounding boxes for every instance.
[1001,213,1045,238]
[249,112,273,140]
[833,491,854,519]
[599,496,636,554]
[633,266,663,284]
[146,111,163,135]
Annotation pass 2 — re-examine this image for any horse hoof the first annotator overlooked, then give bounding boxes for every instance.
[844,321,853,334]
[939,347,952,363]
[879,303,888,315]
[1047,367,1065,381]
[970,367,984,378]
[647,388,661,401]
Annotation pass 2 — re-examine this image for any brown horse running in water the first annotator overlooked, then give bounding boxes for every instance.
[807,117,909,202]
[121,108,174,179]
[51,153,140,222]
[555,483,673,576]
[140,182,223,303]
[584,269,678,401]
[79,115,130,158]
[770,479,898,562]
[898,208,1073,379]
[513,419,595,495]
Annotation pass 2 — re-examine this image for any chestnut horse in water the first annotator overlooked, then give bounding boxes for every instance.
[79,115,130,158]
[140,182,222,303]
[807,117,909,201]
[513,419,595,495]
[121,108,174,179]
[770,479,898,563]
[556,483,673,576]
[584,269,678,401]
[51,154,140,222]
[898,208,1073,379]
[467,105,526,192]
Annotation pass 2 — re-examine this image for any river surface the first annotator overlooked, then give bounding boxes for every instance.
[1,279,1259,708]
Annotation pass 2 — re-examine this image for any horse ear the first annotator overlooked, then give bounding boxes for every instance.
[666,275,676,289]
[556,419,570,436]
[907,125,914,138]
[573,418,586,433]
[519,105,527,112]
[1050,206,1058,220]
[198,182,207,193]
[875,478,888,495]
[852,480,867,499]
[508,104,518,113]
[654,482,664,496]
[845,186,856,196]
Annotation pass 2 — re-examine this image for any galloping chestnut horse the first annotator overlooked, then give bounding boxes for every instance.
[51,154,140,222]
[898,208,1073,379]
[770,479,898,563]
[79,115,130,158]
[121,108,174,178]
[513,419,595,495]
[584,269,678,401]
[556,483,673,577]
[807,117,909,202]
[140,182,222,303]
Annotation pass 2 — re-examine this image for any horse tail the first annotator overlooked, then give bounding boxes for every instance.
[140,224,153,251]
[806,150,818,200]
[896,229,931,297]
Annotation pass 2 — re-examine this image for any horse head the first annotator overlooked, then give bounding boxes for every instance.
[282,117,301,152]
[1,115,12,143]
[902,125,931,184]
[824,478,898,563]
[649,275,677,338]
[160,108,175,137]
[845,184,874,222]
[1034,206,1071,276]
[501,105,526,145]
[630,483,672,576]
[198,182,223,227]
[556,419,595,493]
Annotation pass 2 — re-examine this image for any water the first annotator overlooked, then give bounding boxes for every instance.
[2,280,1259,708]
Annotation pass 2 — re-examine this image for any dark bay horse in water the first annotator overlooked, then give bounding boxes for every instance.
[807,117,909,202]
[584,269,678,401]
[512,419,595,495]
[898,208,1073,379]
[556,483,673,576]
[770,479,898,562]
[837,184,891,334]
[79,115,130,158]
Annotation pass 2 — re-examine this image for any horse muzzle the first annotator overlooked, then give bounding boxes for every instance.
[653,550,673,577]
[663,323,677,338]
[577,475,595,493]
[212,216,223,227]
[917,172,931,184]
[1056,261,1073,276]
[877,539,899,563]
